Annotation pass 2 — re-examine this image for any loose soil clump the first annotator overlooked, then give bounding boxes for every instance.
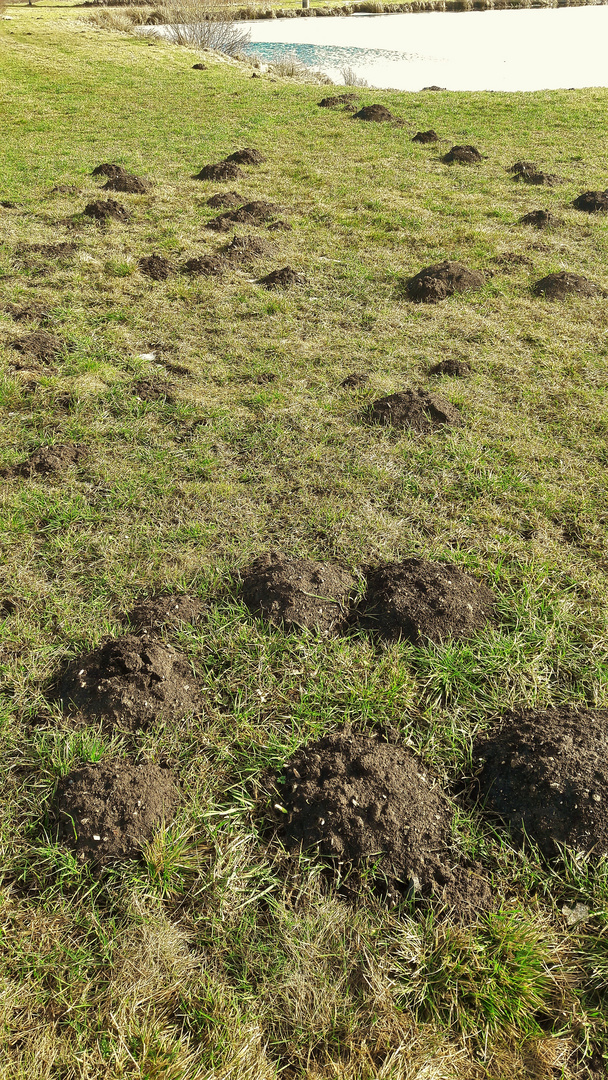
[127,593,203,631]
[207,200,282,231]
[18,241,77,258]
[104,173,149,194]
[4,301,49,323]
[519,208,558,228]
[259,265,304,289]
[52,760,179,864]
[192,62,206,69]
[429,358,471,376]
[406,260,484,303]
[225,148,266,166]
[56,633,203,730]
[572,190,608,213]
[341,372,370,387]
[318,93,358,107]
[412,129,438,143]
[369,388,462,432]
[10,330,63,363]
[225,235,275,261]
[473,707,608,858]
[138,254,171,281]
[132,378,173,402]
[84,199,131,222]
[195,161,243,182]
[92,163,128,178]
[276,731,491,911]
[357,558,495,643]
[354,104,394,122]
[207,191,243,208]
[241,552,355,633]
[533,271,606,300]
[183,254,226,276]
[2,444,84,479]
[513,169,561,186]
[508,160,537,176]
[442,145,482,164]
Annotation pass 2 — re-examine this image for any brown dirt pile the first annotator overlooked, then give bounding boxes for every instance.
[52,760,179,864]
[207,200,282,232]
[354,104,394,122]
[1,444,85,479]
[84,199,131,222]
[10,330,63,363]
[406,261,484,303]
[368,388,462,432]
[225,148,266,166]
[412,129,438,143]
[132,378,174,402]
[225,235,275,261]
[341,372,370,388]
[207,191,244,208]
[183,254,226,276]
[92,163,128,178]
[429,358,471,376]
[138,254,171,281]
[318,93,359,107]
[513,169,561,186]
[572,190,608,213]
[519,209,558,228]
[442,145,481,164]
[104,173,149,194]
[195,161,243,182]
[127,594,203,631]
[260,266,304,288]
[4,301,49,323]
[241,552,355,633]
[533,272,606,300]
[473,707,608,858]
[357,558,496,643]
[508,160,537,175]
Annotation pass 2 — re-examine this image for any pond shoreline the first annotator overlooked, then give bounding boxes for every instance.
[80,0,608,15]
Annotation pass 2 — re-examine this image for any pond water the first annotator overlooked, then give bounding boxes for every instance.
[240,5,608,91]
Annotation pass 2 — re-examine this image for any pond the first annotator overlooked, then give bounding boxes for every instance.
[240,5,608,91]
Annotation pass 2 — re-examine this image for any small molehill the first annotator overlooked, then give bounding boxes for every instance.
[473,707,608,859]
[533,271,606,300]
[357,558,496,643]
[138,254,171,281]
[354,104,394,122]
[192,62,207,69]
[132,378,174,402]
[508,160,537,176]
[572,190,608,213]
[84,199,131,222]
[412,129,438,143]
[406,261,484,303]
[276,731,491,911]
[318,93,359,107]
[519,209,558,228]
[207,200,282,231]
[442,145,482,165]
[50,184,79,195]
[207,191,244,208]
[127,594,203,631]
[241,552,355,633]
[53,760,179,864]
[225,235,275,261]
[225,148,266,166]
[341,372,370,388]
[104,173,149,194]
[4,301,49,323]
[92,163,128,178]
[183,254,226,276]
[513,169,560,186]
[422,84,445,90]
[429,358,471,376]
[2,444,84,479]
[10,330,63,363]
[195,161,242,182]
[56,633,203,730]
[260,265,304,289]
[17,241,77,260]
[369,388,462,432]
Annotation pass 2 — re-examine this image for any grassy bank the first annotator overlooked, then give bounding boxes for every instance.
[1,5,608,1077]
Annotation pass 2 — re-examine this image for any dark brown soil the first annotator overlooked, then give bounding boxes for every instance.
[84,199,131,222]
[92,163,128,178]
[276,731,492,912]
[10,330,63,363]
[406,261,484,303]
[1,444,85,479]
[207,200,282,231]
[195,161,243,182]
[519,209,558,228]
[183,254,226,276]
[18,241,77,259]
[52,760,179,864]
[533,272,606,300]
[572,190,608,213]
[473,707,608,859]
[103,173,149,194]
[412,129,438,143]
[318,93,359,107]
[508,160,537,176]
[225,147,266,166]
[50,184,79,195]
[1,200,17,208]
[241,552,355,633]
[207,191,244,208]
[224,235,275,261]
[341,372,370,388]
[513,170,561,186]
[132,378,174,402]
[357,558,496,643]
[138,254,171,281]
[56,633,203,730]
[127,593,203,631]
[354,104,394,122]
[422,84,445,90]
[192,62,207,69]
[368,389,462,432]
[4,301,49,323]
[442,145,482,164]
[259,266,304,289]
[429,358,471,376]
[267,220,292,232]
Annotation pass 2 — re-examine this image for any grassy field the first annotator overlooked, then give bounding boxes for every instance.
[1,4,608,1077]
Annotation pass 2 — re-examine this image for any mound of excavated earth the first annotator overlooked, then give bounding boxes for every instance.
[473,708,608,858]
[241,553,355,633]
[52,760,179,863]
[56,634,203,729]
[368,389,462,432]
[183,254,226,276]
[572,190,608,213]
[357,558,496,643]
[207,200,282,231]
[225,148,266,166]
[195,161,242,182]
[519,209,558,228]
[277,731,491,911]
[442,145,482,164]
[318,93,359,108]
[225,235,275,261]
[354,104,394,122]
[2,444,85,479]
[406,261,484,303]
[127,594,203,631]
[207,191,244,208]
[103,173,149,194]
[139,254,171,281]
[429,358,471,376]
[92,163,128,178]
[10,330,63,363]
[84,199,131,222]
[259,266,304,288]
[508,160,537,176]
[412,129,438,143]
[533,272,606,300]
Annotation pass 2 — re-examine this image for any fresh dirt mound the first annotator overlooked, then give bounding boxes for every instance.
[4,301,49,323]
[10,330,63,363]
[50,184,79,195]
[473,707,608,858]
[406,261,484,303]
[429,358,471,376]
[533,272,606,300]
[508,160,537,175]
[276,731,491,911]
[56,633,203,730]
[318,93,359,107]
[241,552,355,633]
[183,254,226,276]
[195,161,243,182]
[127,594,203,631]
[103,173,149,194]
[138,254,171,281]
[207,191,244,208]
[52,760,179,864]
[357,558,495,643]
[572,190,608,213]
[192,62,207,69]
[519,209,558,228]
[422,84,445,90]
[354,104,394,122]
[1,444,84,479]
[132,378,173,402]
[259,265,304,289]
[442,145,482,164]
[207,200,282,232]
[225,235,275,261]
[412,129,438,143]
[18,241,77,259]
[513,170,560,186]
[341,372,370,388]
[369,389,462,432]
[225,148,266,166]
[84,199,131,222]
[92,163,128,178]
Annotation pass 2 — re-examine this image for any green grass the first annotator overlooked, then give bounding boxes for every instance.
[1,3,608,1076]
